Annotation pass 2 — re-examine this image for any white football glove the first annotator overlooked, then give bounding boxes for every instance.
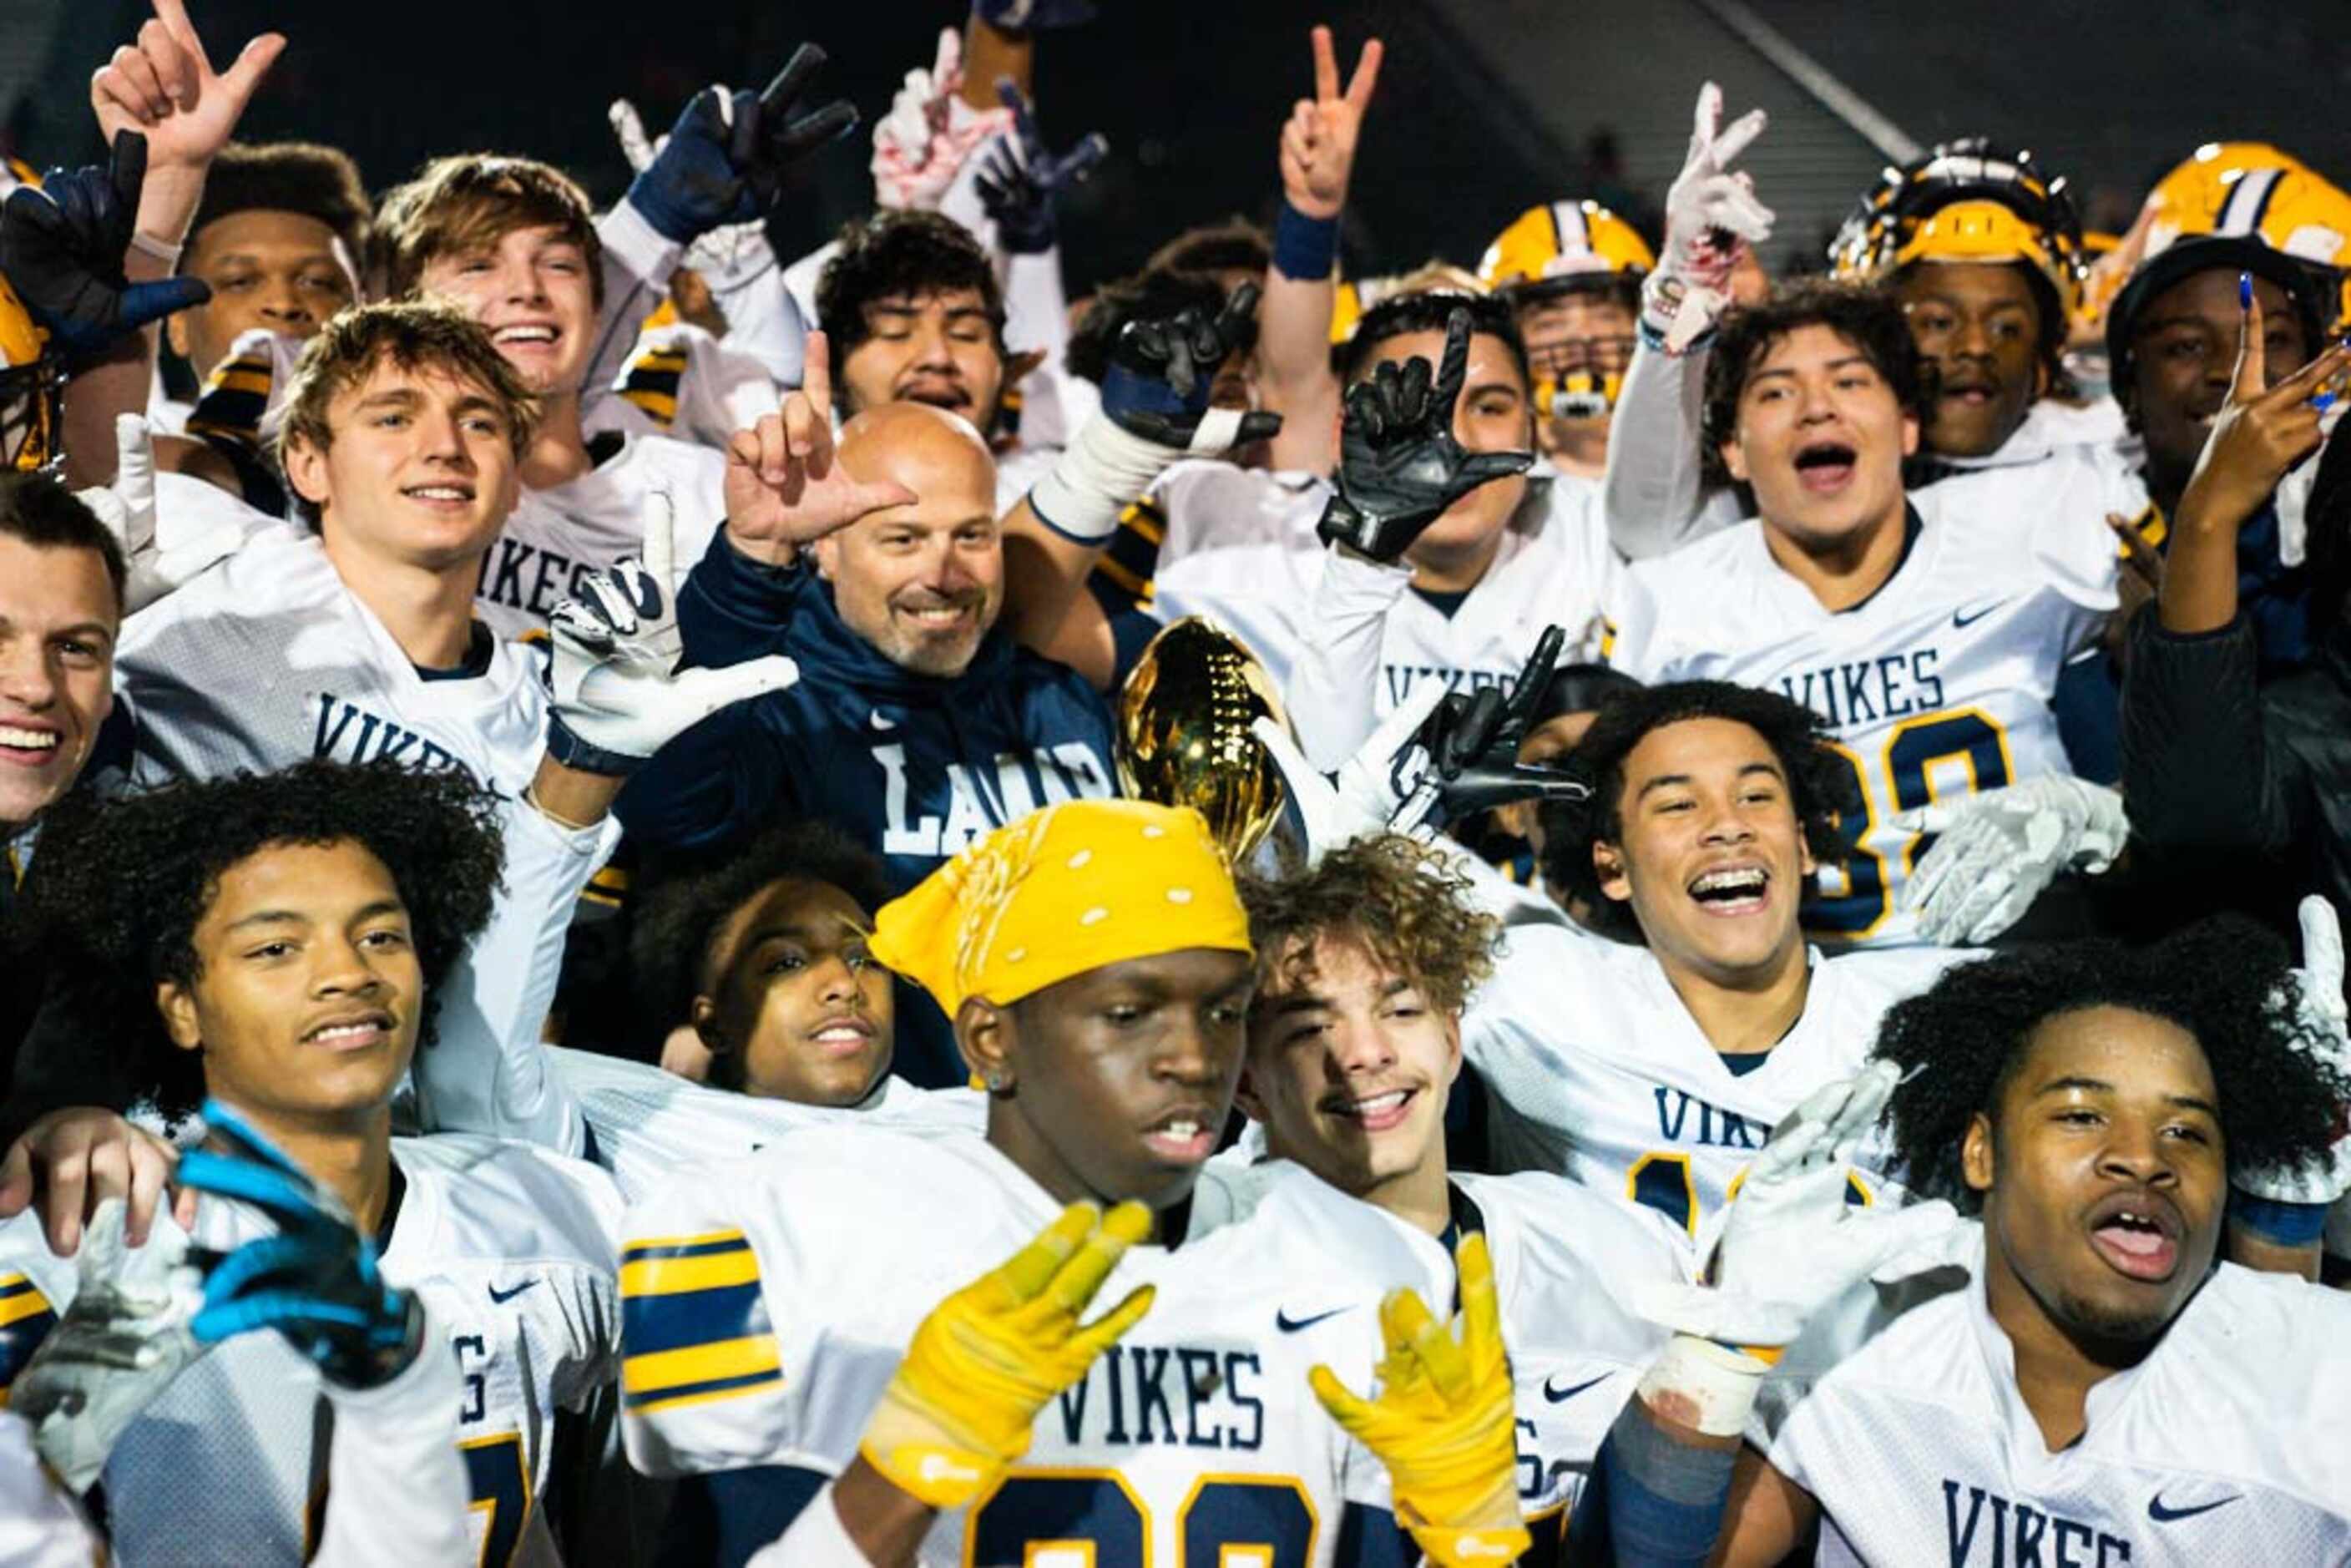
[544,491,800,776]
[14,1198,205,1494]
[869,28,1012,213]
[1634,1062,1959,1350]
[1641,83,1773,353]
[73,415,249,614]
[2235,896,2351,1206]
[1894,775,2129,946]
[1251,680,1451,867]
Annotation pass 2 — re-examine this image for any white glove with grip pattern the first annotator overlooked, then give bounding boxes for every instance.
[73,415,249,614]
[1895,775,2130,946]
[1251,681,1451,867]
[1641,83,1772,352]
[2234,897,2351,1206]
[544,491,799,776]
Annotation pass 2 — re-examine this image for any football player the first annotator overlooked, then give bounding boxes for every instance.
[0,761,624,1564]
[1583,917,2351,1562]
[1609,280,2157,946]
[619,798,1524,1566]
[1477,197,1653,477]
[1234,832,1686,1558]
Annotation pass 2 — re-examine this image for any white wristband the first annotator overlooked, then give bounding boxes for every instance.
[1634,1334,1771,1439]
[1026,412,1188,543]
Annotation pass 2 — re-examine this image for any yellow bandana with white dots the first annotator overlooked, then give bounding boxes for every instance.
[870,799,1251,1017]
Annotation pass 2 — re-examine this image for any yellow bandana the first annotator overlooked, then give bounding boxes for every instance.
[870,800,1251,1018]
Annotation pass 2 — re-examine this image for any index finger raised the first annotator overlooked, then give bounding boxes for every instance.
[147,0,216,78]
[1433,306,1473,413]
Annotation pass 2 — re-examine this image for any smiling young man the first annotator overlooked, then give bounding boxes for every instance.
[375,154,734,638]
[1233,832,1683,1560]
[1459,680,1965,1244]
[0,761,624,1565]
[1656,922,2351,1564]
[1610,281,2135,946]
[618,798,1496,1566]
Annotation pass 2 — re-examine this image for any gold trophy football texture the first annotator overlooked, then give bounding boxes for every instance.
[1115,616,1292,861]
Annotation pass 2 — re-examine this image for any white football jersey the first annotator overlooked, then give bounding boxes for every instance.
[621,1128,1451,1565]
[476,433,727,640]
[1113,461,1623,723]
[0,1135,620,1567]
[1465,931,1966,1242]
[1761,1227,2351,1565]
[547,1045,985,1200]
[113,524,548,796]
[585,318,781,457]
[1612,458,2144,945]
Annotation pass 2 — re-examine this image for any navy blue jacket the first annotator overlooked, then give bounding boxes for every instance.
[614,534,1116,1084]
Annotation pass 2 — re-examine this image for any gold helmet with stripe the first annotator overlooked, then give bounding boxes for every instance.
[2141,143,2351,331]
[1831,139,2087,321]
[1477,200,1653,297]
[1330,263,1489,346]
[0,272,63,473]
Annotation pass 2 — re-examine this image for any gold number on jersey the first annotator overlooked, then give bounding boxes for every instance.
[1805,709,2015,938]
[966,1466,1317,1566]
[461,1431,531,1568]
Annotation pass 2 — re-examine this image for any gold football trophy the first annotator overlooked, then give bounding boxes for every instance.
[1115,617,1292,861]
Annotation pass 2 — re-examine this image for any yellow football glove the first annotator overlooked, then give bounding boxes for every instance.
[860,1200,1155,1509]
[1308,1232,1530,1568]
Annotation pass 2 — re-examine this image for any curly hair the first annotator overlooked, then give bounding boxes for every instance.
[1878,917,2351,1212]
[1701,277,1925,458]
[1540,680,1857,939]
[18,761,504,1121]
[1239,834,1499,1019]
[814,210,1007,408]
[1064,267,1247,386]
[629,820,890,1087]
[1333,289,1531,393]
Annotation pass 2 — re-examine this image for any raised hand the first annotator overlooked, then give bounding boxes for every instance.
[859,1201,1154,1508]
[1644,82,1773,352]
[1391,625,1593,833]
[2174,279,2351,540]
[722,332,918,562]
[973,79,1107,255]
[546,490,801,776]
[870,28,1011,213]
[1278,26,1383,221]
[1316,306,1535,563]
[1100,281,1280,449]
[1895,774,2129,946]
[1308,1234,1530,1568]
[624,45,858,245]
[88,0,283,175]
[2234,897,2351,1210]
[0,134,210,355]
[172,1100,421,1391]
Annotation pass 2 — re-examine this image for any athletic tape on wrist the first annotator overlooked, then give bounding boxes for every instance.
[1634,1334,1769,1439]
[1272,200,1339,281]
[1028,409,1244,542]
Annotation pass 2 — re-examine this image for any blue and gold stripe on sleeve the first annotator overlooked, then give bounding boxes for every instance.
[619,1230,782,1415]
[185,347,276,448]
[615,344,689,429]
[1084,497,1168,615]
[0,1273,58,1405]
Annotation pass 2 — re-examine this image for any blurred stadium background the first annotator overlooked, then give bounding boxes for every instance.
[6,0,2348,295]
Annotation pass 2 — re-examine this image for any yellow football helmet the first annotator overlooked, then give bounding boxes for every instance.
[0,273,63,473]
[2140,143,2351,330]
[1831,139,2087,321]
[1329,263,1489,345]
[1477,200,1653,296]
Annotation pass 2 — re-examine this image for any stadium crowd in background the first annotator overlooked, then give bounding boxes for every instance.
[0,0,2345,1562]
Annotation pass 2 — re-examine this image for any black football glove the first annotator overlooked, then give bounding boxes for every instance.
[1099,280,1282,448]
[1395,625,1591,831]
[626,45,860,245]
[0,132,211,359]
[1317,306,1536,564]
[973,79,1108,255]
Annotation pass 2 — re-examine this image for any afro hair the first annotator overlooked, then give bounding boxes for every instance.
[18,760,504,1121]
[1878,916,2351,1211]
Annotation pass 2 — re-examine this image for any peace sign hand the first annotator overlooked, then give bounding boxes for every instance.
[88,0,283,175]
[1278,26,1383,220]
[973,79,1108,255]
[2177,277,2351,540]
[1316,306,1534,564]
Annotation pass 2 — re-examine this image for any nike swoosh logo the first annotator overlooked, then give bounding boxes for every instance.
[1542,1373,1610,1404]
[488,1279,540,1305]
[1276,1306,1350,1333]
[1952,598,2008,629]
[2148,1493,2241,1523]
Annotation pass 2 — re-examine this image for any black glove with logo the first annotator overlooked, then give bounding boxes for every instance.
[1395,625,1591,831]
[1317,306,1535,564]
